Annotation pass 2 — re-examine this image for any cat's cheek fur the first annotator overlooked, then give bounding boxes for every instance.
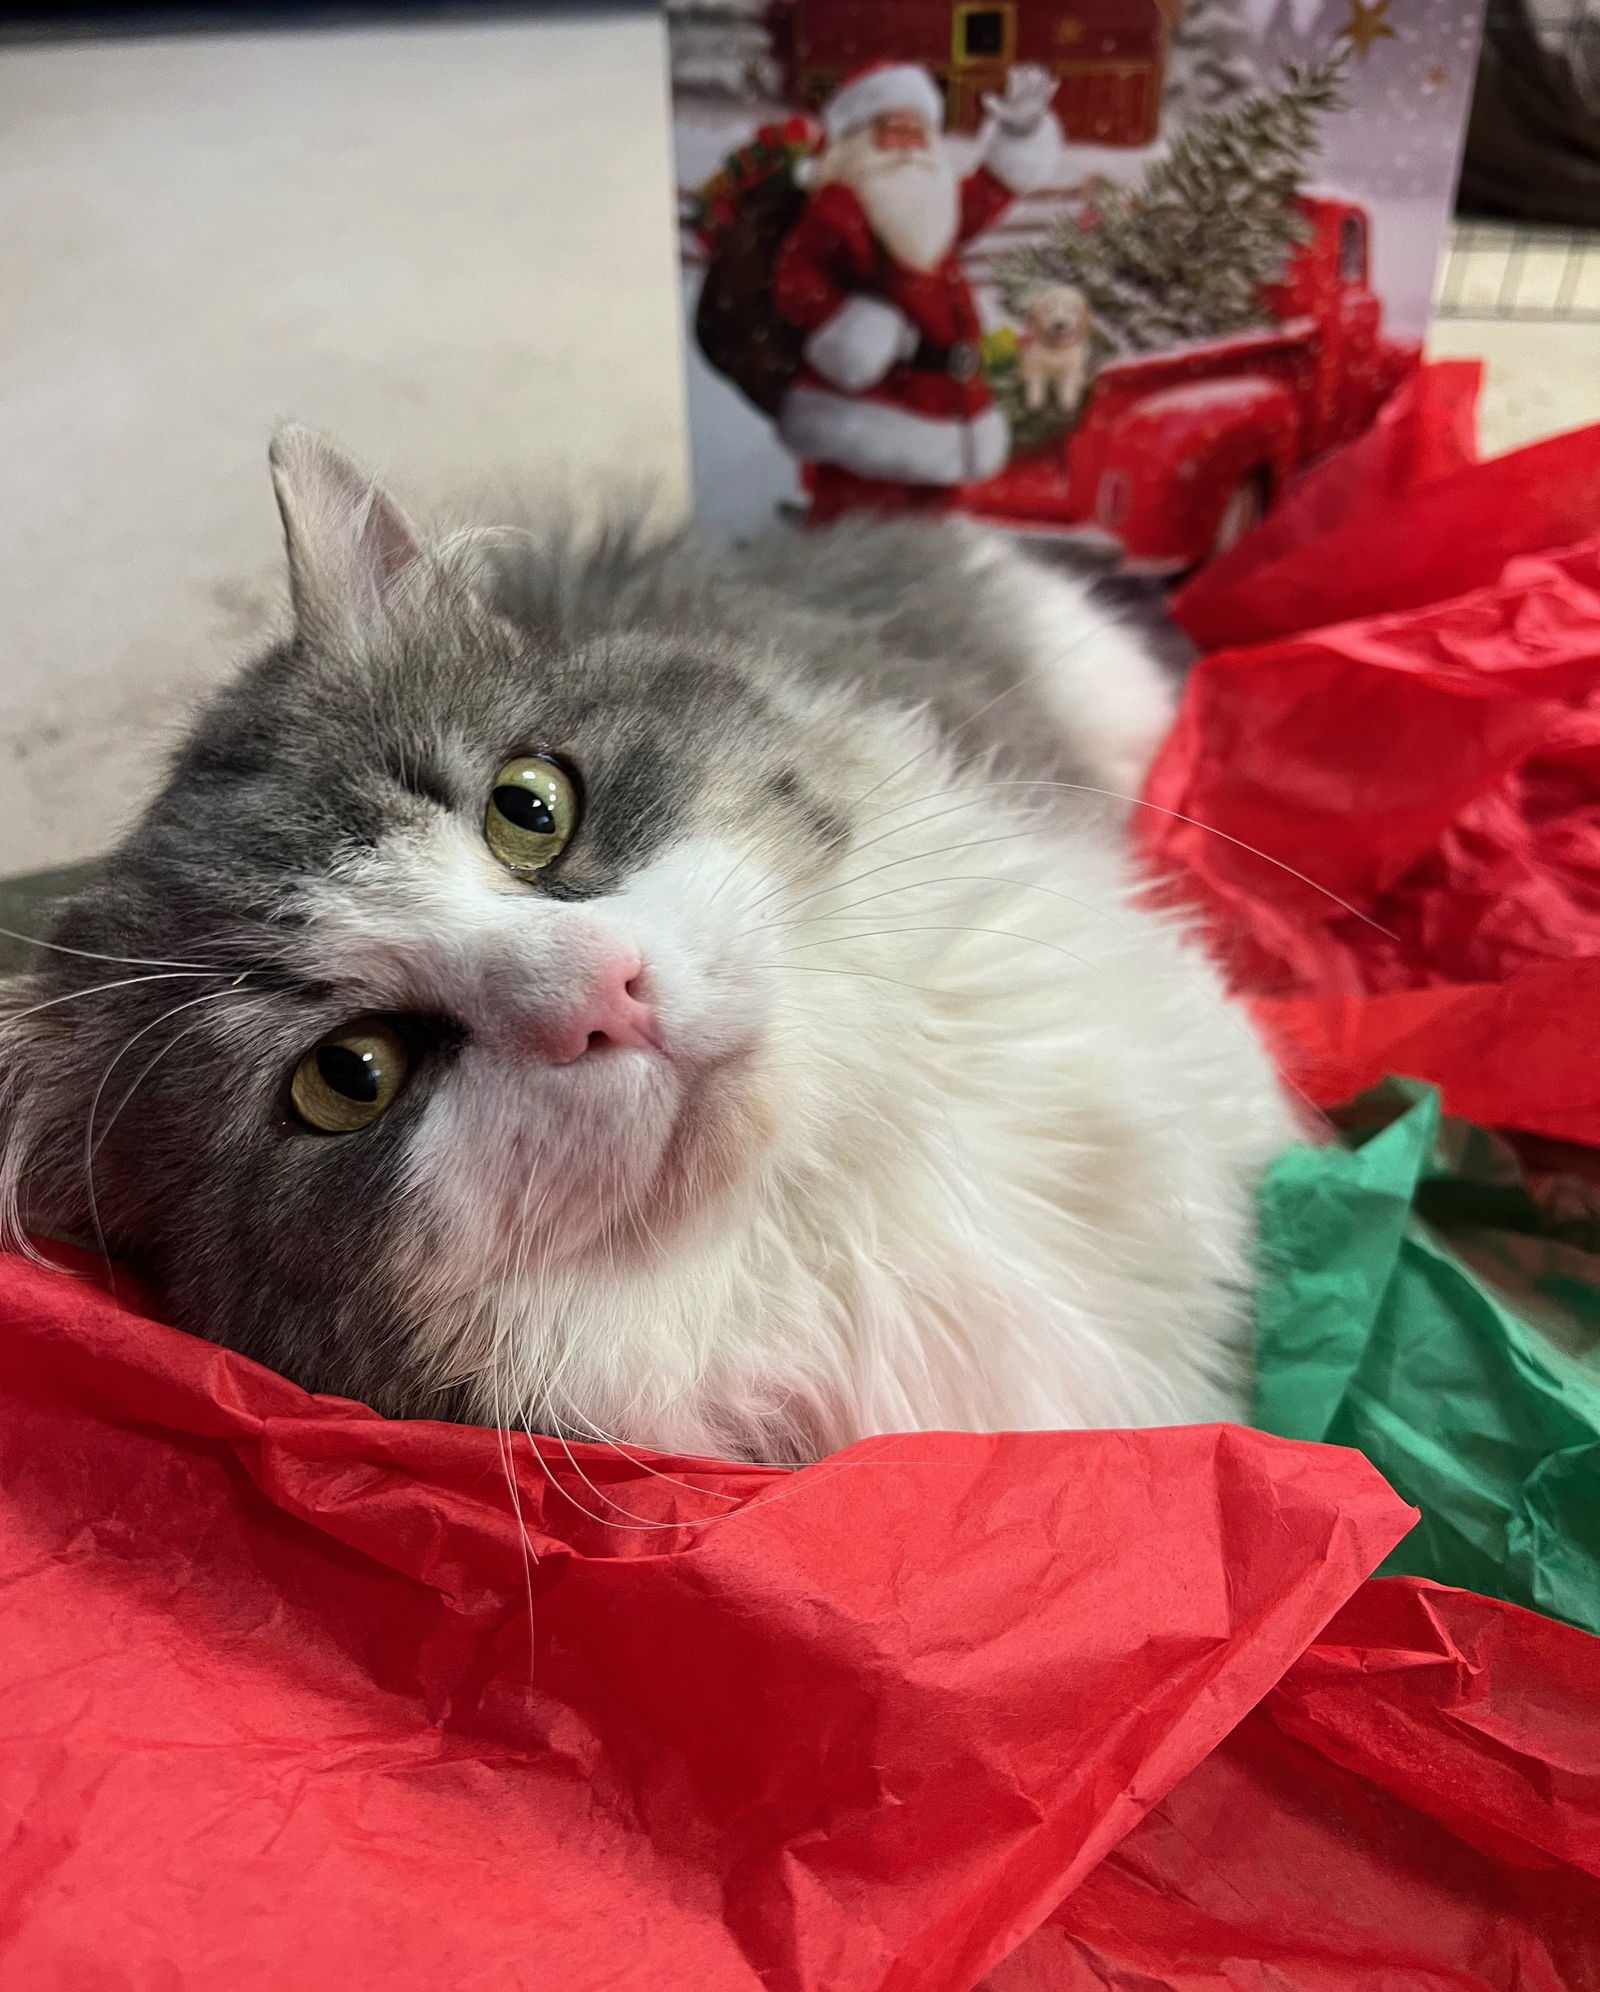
[389,770,1296,1466]
[304,829,800,1409]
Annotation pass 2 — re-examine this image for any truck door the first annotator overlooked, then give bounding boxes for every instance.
[1339,214,1368,286]
[949,3,1016,127]
[1334,212,1383,441]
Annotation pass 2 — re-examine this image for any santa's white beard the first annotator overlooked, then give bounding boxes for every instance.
[816,129,960,274]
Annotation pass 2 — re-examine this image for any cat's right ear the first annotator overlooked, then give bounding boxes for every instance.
[268,426,423,648]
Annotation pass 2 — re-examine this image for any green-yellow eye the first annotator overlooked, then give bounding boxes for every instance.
[290,1020,409,1134]
[485,755,578,874]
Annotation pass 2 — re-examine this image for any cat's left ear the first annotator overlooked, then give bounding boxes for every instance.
[268,426,423,647]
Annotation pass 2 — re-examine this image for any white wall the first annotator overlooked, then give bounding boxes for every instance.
[0,10,686,874]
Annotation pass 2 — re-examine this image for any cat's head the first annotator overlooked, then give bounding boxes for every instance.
[0,432,930,1457]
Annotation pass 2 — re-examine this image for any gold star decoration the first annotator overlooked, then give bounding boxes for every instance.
[1340,0,1397,59]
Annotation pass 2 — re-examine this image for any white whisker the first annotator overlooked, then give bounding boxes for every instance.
[781,923,1092,969]
[0,923,244,975]
[767,869,1123,936]
[491,1364,541,1702]
[822,775,1400,944]
[745,826,1064,932]
[532,1413,705,1534]
[970,777,1402,942]
[4,971,240,1030]
[87,983,255,1160]
[556,1397,746,1505]
[763,962,951,994]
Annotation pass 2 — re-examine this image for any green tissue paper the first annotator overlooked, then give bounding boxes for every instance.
[1255,1079,1600,1634]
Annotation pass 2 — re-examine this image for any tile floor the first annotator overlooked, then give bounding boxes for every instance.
[1429,221,1600,455]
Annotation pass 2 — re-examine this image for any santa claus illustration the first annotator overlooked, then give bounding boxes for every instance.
[772,60,1062,523]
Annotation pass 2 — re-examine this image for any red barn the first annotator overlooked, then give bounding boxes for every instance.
[771,0,1174,144]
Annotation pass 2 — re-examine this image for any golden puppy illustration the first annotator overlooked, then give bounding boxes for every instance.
[1018,283,1093,415]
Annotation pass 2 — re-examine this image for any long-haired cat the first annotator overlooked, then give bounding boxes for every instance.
[0,431,1295,1464]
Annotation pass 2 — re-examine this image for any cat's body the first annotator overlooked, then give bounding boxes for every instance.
[0,434,1295,1463]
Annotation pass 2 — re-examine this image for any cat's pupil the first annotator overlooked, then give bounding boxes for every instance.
[317,1043,381,1103]
[494,785,555,835]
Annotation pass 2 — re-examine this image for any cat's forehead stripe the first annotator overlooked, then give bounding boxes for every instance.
[564,735,682,877]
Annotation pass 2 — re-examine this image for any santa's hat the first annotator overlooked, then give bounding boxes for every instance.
[821,63,945,145]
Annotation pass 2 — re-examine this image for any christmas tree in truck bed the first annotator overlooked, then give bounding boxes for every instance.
[966,51,1417,569]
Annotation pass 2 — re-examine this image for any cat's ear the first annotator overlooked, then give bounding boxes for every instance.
[268,426,423,645]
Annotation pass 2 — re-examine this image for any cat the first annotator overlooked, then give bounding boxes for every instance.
[0,429,1296,1465]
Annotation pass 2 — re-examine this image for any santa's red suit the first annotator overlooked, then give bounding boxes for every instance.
[772,62,1061,521]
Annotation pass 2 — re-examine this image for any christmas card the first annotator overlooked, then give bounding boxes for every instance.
[669,0,1485,570]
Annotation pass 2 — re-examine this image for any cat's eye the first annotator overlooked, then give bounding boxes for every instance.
[290,1020,409,1134]
[485,755,578,874]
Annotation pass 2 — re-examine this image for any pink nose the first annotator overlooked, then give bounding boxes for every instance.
[542,956,661,1064]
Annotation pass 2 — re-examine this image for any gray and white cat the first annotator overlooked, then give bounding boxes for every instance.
[0,431,1295,1463]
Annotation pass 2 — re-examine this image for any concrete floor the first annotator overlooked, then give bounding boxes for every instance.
[0,10,686,877]
[3,20,1599,885]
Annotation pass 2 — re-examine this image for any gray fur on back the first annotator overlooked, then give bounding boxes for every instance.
[488,514,1186,800]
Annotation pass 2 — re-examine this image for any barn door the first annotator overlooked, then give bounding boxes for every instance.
[949,3,1017,129]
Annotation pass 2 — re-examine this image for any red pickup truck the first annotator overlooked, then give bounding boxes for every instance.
[963,195,1418,571]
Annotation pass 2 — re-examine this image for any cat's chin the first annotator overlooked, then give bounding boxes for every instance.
[556,1038,778,1257]
[418,1029,776,1283]
[399,1045,785,1427]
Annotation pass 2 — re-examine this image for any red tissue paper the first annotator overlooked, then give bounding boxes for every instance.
[1172,361,1600,651]
[1144,368,1600,1142]
[2,1249,1597,1991]
[990,1582,1600,1991]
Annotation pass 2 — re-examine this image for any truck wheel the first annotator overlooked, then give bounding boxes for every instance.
[1210,470,1270,558]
